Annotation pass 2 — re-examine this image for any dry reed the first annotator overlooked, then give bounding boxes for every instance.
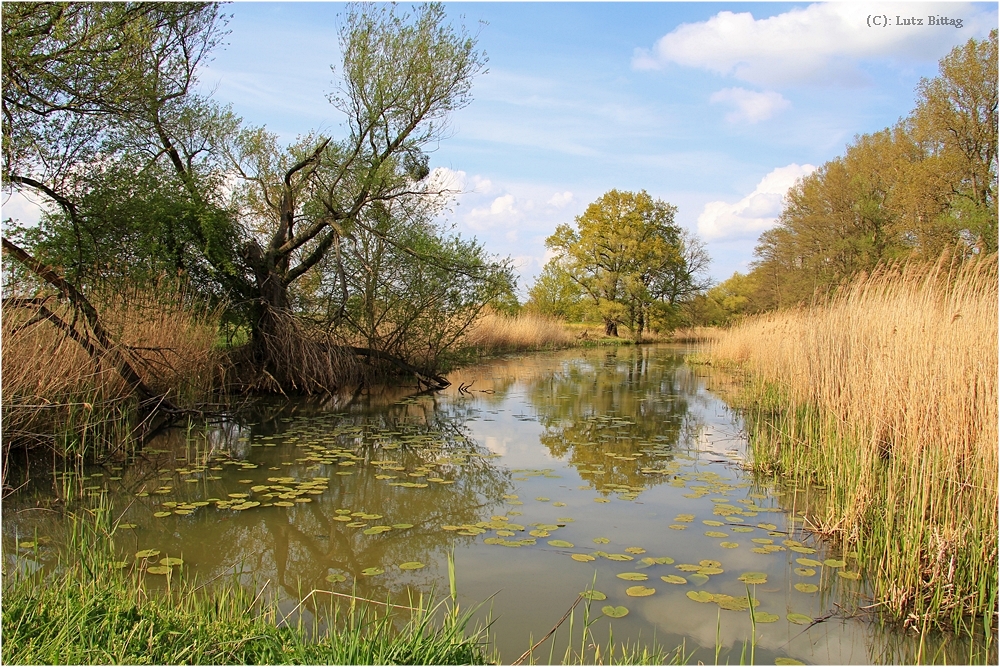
[710,251,998,629]
[2,283,223,458]
[465,310,575,355]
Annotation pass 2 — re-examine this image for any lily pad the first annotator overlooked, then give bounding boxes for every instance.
[325,573,347,583]
[837,571,862,580]
[754,612,780,623]
[117,523,137,530]
[624,547,646,554]
[571,554,596,562]
[399,562,425,570]
[698,567,724,575]
[794,567,817,577]
[731,526,754,533]
[661,574,687,584]
[787,613,813,625]
[751,538,774,545]
[392,523,414,529]
[715,594,757,611]
[823,559,846,568]
[702,520,724,527]
[592,537,610,544]
[145,566,172,575]
[698,559,721,568]
[580,590,607,601]
[675,514,695,522]
[774,659,805,666]
[617,572,648,581]
[668,524,687,530]
[795,558,823,567]
[605,554,634,562]
[626,585,656,597]
[159,557,183,567]
[361,567,384,576]
[705,531,729,538]
[757,523,777,530]
[789,546,817,554]
[688,573,710,585]
[153,511,172,518]
[686,590,714,603]
[602,605,629,618]
[794,583,819,593]
[135,549,160,559]
[594,498,610,503]
[720,542,739,549]
[738,572,768,584]
[535,497,550,502]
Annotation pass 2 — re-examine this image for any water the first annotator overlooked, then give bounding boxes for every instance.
[3,345,992,664]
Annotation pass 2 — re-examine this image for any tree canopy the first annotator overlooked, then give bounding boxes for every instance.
[540,190,709,339]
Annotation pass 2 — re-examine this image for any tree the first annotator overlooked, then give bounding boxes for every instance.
[4,2,509,392]
[525,260,588,321]
[545,190,709,340]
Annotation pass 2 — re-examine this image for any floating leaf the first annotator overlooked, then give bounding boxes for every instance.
[661,575,687,584]
[145,566,172,575]
[794,567,816,577]
[837,571,862,581]
[686,590,714,603]
[602,605,629,618]
[605,554,633,562]
[399,562,425,570]
[795,558,823,567]
[783,539,804,547]
[153,511,172,518]
[593,537,610,544]
[110,561,128,570]
[548,539,574,548]
[325,573,347,583]
[535,497,550,502]
[698,567,724,576]
[617,572,648,581]
[738,572,767,584]
[688,573,710,585]
[754,612,780,623]
[580,590,607,601]
[361,567,384,576]
[392,523,414,530]
[732,526,754,533]
[135,550,160,559]
[18,541,36,549]
[789,546,817,554]
[751,538,774,545]
[698,559,721,568]
[117,523,137,530]
[594,498,610,503]
[571,554,596,562]
[702,520,724,527]
[624,546,646,554]
[626,585,656,597]
[715,594,755,611]
[787,613,813,625]
[823,559,846,568]
[794,583,819,593]
[705,531,728,538]
[675,564,702,572]
[757,523,777,531]
[720,542,739,549]
[668,525,687,530]
[774,659,805,666]
[159,557,183,567]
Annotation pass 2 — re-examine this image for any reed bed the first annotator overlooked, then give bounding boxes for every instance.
[1,283,223,461]
[709,252,998,630]
[465,310,575,355]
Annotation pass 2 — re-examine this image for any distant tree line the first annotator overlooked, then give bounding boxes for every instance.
[694,30,997,324]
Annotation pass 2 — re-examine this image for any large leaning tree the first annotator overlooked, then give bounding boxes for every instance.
[2,2,512,393]
[544,189,710,340]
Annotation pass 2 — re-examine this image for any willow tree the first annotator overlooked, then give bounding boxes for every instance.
[4,2,510,393]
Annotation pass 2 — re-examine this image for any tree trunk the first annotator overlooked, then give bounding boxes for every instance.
[604,319,618,337]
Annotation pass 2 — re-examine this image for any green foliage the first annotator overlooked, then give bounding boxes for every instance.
[543,190,709,339]
[525,261,592,321]
[740,31,998,311]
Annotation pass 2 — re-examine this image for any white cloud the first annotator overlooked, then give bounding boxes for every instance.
[2,190,46,228]
[710,88,790,124]
[547,191,574,208]
[697,163,816,241]
[633,3,991,86]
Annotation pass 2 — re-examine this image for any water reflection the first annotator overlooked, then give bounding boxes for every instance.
[2,345,994,665]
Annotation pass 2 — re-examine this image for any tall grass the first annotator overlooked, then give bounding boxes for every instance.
[465,310,575,355]
[709,252,998,630]
[2,282,223,462]
[2,507,493,665]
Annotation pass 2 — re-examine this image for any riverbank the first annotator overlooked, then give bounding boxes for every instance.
[705,253,998,632]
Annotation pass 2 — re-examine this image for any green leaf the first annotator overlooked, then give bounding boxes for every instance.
[787,613,813,625]
[602,605,629,618]
[626,585,656,597]
[616,572,648,581]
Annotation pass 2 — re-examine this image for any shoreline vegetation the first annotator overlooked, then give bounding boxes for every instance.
[702,252,998,633]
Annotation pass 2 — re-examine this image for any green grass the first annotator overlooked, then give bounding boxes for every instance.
[2,510,493,665]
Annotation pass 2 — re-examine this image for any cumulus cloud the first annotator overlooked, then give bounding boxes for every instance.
[633,3,991,86]
[697,164,816,241]
[710,88,790,124]
[547,191,574,208]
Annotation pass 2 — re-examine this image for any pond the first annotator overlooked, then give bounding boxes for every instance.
[3,345,992,664]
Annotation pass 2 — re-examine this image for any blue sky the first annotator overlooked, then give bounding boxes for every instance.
[6,2,996,292]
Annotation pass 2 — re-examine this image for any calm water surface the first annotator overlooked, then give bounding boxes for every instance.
[4,346,991,664]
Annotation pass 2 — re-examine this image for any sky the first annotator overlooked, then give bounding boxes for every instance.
[4,1,996,293]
